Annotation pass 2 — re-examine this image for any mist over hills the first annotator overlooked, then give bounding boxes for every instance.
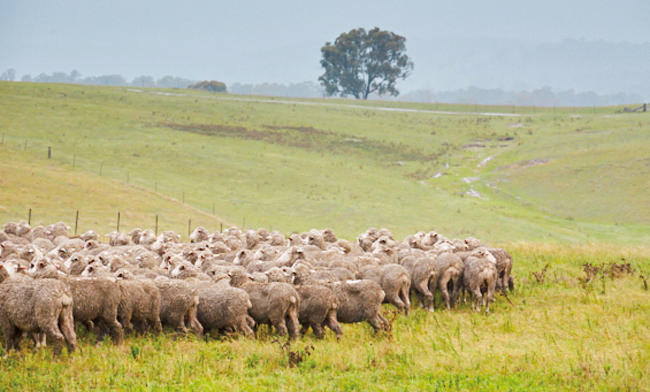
[2,38,647,106]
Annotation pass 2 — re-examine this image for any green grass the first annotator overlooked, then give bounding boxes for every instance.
[0,82,649,390]
[0,81,648,242]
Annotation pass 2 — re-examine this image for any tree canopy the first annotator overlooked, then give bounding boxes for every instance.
[319,27,413,100]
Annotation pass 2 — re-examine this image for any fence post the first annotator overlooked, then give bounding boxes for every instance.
[28,208,32,225]
[74,210,79,235]
[47,146,51,159]
[220,223,223,233]
[155,215,159,236]
[117,212,121,232]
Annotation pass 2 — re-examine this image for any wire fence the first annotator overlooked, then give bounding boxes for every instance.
[3,207,229,240]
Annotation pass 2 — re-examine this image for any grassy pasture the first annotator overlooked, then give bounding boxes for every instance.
[0,82,648,390]
[0,82,648,242]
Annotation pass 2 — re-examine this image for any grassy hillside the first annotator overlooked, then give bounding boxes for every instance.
[0,81,648,243]
[0,82,649,391]
[0,148,226,236]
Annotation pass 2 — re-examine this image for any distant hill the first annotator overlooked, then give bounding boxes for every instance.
[1,82,648,243]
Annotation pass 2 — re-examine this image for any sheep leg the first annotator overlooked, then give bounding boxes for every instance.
[42,321,65,356]
[390,293,406,314]
[471,287,482,312]
[237,317,255,338]
[367,316,383,334]
[269,307,289,337]
[415,281,433,311]
[400,286,411,315]
[311,323,325,339]
[185,308,204,337]
[378,312,390,331]
[324,309,343,339]
[105,318,124,345]
[2,324,21,352]
[450,278,462,308]
[439,281,451,310]
[59,305,77,353]
[286,306,300,340]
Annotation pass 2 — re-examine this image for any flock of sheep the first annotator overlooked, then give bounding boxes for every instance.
[0,220,513,355]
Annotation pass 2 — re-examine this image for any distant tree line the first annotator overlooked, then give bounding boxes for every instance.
[1,68,643,106]
[3,69,198,89]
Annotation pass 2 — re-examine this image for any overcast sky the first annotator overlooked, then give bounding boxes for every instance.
[1,0,649,91]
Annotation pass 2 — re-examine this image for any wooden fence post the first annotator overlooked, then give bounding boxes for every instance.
[28,208,32,225]
[117,212,121,232]
[47,146,51,159]
[74,210,79,235]
[155,215,159,236]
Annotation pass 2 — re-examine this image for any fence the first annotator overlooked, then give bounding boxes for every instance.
[9,207,228,240]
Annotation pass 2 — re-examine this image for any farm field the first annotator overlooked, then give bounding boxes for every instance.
[0,82,649,391]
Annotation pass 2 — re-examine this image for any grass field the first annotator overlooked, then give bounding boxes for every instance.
[1,81,648,242]
[0,81,649,390]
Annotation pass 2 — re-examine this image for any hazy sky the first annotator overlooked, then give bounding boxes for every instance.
[2,0,649,91]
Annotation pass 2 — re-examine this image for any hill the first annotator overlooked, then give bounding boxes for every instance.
[0,82,649,391]
[0,81,647,243]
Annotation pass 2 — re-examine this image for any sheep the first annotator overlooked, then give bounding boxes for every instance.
[408,256,439,312]
[321,228,338,243]
[46,222,69,240]
[0,267,77,355]
[114,269,162,335]
[229,269,300,339]
[330,279,389,333]
[295,284,342,339]
[29,261,124,344]
[169,260,211,281]
[153,277,203,336]
[486,247,514,292]
[358,264,411,314]
[435,252,465,309]
[107,231,130,246]
[462,248,498,313]
[80,230,99,242]
[193,282,255,338]
[189,226,209,243]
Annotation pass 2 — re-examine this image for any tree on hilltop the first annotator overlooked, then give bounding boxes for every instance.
[319,27,413,100]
